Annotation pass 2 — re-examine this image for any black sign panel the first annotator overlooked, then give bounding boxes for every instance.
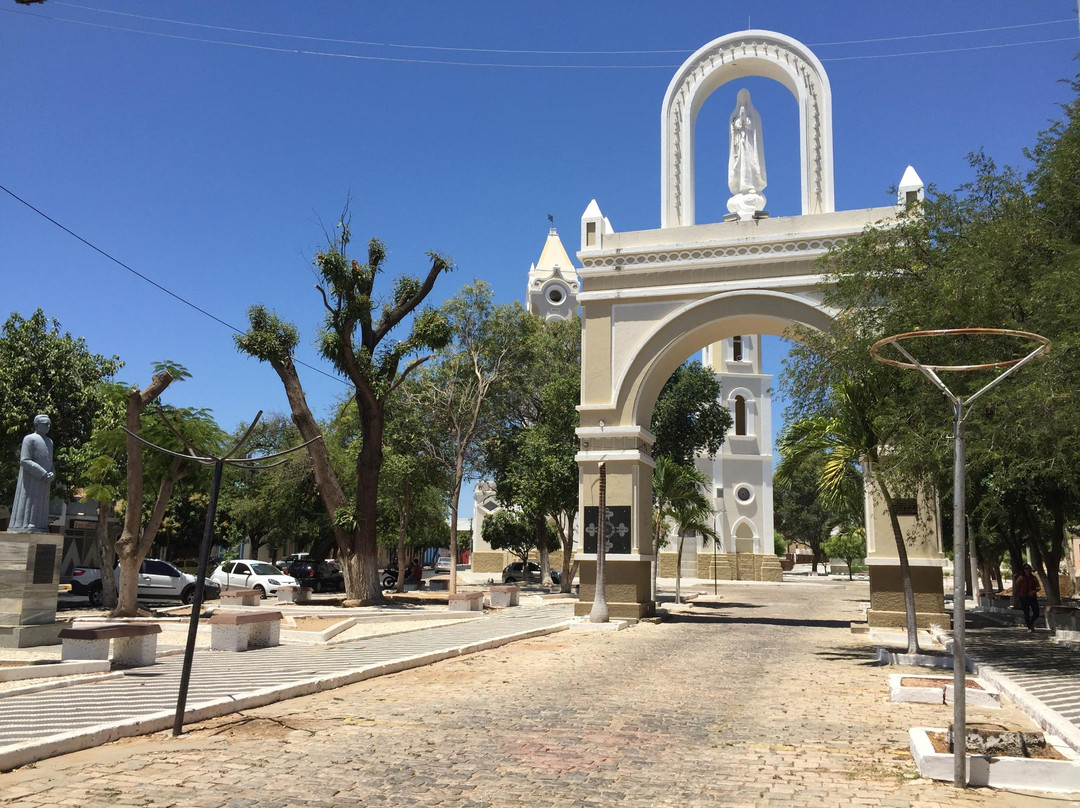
[32,543,56,585]
[583,506,632,554]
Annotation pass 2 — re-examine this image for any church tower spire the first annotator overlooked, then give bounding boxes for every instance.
[526,227,580,321]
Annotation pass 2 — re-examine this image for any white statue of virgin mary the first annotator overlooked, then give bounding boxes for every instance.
[727,88,767,219]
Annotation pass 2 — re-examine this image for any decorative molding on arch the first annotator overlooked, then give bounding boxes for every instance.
[581,236,844,270]
[661,29,834,228]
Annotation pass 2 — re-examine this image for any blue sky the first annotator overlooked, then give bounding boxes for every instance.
[3,2,1079,493]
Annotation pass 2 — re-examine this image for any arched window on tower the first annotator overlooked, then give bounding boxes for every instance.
[732,336,743,362]
[734,395,747,435]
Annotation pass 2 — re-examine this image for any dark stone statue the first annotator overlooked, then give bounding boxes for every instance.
[7,414,55,533]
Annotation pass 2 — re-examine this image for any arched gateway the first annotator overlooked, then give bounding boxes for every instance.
[574,30,947,622]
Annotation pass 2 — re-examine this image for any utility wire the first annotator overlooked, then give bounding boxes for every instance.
[0,182,348,386]
[51,3,1078,55]
[8,7,1078,68]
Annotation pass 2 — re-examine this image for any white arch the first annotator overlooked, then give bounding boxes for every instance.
[661,30,834,228]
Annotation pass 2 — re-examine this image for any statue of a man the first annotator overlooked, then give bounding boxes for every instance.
[7,414,55,533]
[727,88,767,219]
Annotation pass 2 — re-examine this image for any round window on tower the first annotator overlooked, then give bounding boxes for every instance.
[734,484,754,504]
[546,285,566,305]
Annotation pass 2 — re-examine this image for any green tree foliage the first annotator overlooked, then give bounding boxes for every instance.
[822,527,866,581]
[0,309,121,505]
[482,509,557,568]
[376,388,450,591]
[650,360,732,464]
[236,211,452,604]
[408,282,534,592]
[483,316,581,590]
[773,451,843,574]
[784,76,1080,622]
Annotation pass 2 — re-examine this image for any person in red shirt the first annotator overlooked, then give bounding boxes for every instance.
[1016,564,1041,632]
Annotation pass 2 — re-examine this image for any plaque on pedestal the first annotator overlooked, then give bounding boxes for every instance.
[0,531,65,647]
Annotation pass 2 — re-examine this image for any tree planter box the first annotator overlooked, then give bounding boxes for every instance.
[448,592,484,612]
[889,674,1000,709]
[276,586,313,604]
[488,586,520,608]
[910,727,1080,792]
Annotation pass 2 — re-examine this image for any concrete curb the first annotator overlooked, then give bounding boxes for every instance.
[0,619,573,773]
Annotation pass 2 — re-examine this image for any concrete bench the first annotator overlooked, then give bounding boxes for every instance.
[489,585,520,608]
[276,585,313,604]
[220,588,263,606]
[427,577,449,592]
[208,611,283,651]
[448,592,485,612]
[59,623,162,667]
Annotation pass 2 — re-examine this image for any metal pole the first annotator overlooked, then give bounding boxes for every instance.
[173,459,224,736]
[590,462,609,623]
[952,401,967,787]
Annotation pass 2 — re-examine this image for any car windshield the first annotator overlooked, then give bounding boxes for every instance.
[250,563,280,576]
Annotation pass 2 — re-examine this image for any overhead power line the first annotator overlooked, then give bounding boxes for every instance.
[7,5,1078,68]
[0,182,347,386]
[49,3,1078,55]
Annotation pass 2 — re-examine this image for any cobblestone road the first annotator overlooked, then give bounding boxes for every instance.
[2,581,1075,807]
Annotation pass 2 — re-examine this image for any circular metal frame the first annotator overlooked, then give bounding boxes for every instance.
[870,328,1051,372]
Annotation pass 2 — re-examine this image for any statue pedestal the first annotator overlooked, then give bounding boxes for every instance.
[0,531,65,648]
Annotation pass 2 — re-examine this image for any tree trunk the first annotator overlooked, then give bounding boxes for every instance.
[97,499,118,610]
[556,511,575,594]
[351,405,386,605]
[447,476,462,596]
[114,457,184,617]
[112,373,174,618]
[535,512,551,586]
[879,481,920,654]
[674,533,685,604]
[395,509,409,594]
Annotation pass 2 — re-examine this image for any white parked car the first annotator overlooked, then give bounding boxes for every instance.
[210,559,296,598]
[435,556,452,572]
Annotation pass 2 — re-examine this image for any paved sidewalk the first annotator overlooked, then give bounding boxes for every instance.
[962,621,1080,751]
[0,605,575,772]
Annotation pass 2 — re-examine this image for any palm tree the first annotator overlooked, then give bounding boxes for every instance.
[777,379,923,654]
[670,485,718,604]
[652,456,715,605]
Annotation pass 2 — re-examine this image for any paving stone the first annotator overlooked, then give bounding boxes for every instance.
[0,585,1076,806]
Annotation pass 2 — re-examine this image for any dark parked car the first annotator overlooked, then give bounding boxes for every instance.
[286,559,345,592]
[501,562,560,585]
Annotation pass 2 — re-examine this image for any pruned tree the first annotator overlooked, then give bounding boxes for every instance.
[100,365,223,617]
[236,212,452,604]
